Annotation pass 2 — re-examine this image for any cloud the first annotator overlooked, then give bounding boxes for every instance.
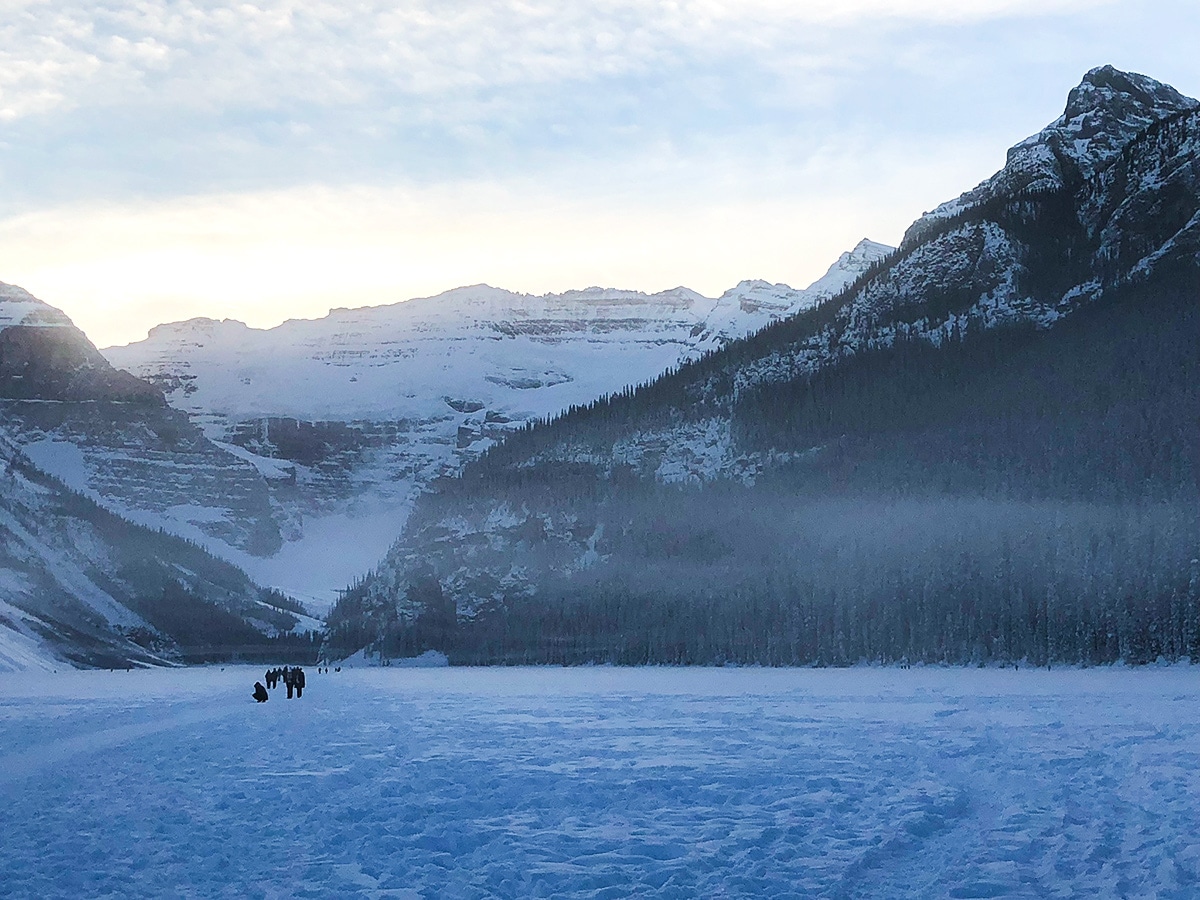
[0,0,1117,124]
[1,0,1156,213]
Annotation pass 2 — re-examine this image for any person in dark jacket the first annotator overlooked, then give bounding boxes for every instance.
[253,682,269,702]
[295,667,305,698]
[283,667,294,698]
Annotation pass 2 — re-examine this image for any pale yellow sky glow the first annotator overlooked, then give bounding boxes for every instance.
[0,144,994,349]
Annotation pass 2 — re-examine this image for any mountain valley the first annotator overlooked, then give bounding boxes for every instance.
[100,242,890,607]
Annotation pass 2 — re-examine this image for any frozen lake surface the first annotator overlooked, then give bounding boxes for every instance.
[2,666,1199,899]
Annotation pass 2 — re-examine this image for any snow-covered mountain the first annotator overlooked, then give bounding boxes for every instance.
[0,290,318,668]
[691,240,893,354]
[327,66,1200,666]
[0,431,303,672]
[0,284,281,556]
[101,240,890,607]
[907,65,1199,240]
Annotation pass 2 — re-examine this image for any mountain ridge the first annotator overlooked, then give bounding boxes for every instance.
[906,64,1200,243]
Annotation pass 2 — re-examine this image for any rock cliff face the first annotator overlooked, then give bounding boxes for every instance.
[0,287,327,668]
[0,432,301,672]
[907,65,1200,240]
[0,283,160,403]
[0,285,281,559]
[327,68,1200,667]
[102,243,889,606]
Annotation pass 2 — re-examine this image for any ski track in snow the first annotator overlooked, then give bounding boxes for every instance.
[1,667,1199,899]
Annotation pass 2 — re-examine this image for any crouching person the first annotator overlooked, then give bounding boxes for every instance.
[253,681,269,702]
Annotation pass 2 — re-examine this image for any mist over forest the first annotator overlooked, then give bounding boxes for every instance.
[329,265,1200,666]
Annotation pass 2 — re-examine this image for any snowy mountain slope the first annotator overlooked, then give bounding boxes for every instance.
[728,72,1200,404]
[689,240,892,355]
[0,433,300,671]
[488,86,1200,494]
[328,66,1200,665]
[113,285,716,423]
[0,597,61,672]
[907,65,1200,241]
[108,245,889,426]
[101,241,889,607]
[0,286,281,559]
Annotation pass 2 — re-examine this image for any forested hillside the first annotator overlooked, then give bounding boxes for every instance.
[328,67,1200,667]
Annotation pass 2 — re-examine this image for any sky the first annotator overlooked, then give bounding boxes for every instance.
[1,0,1198,348]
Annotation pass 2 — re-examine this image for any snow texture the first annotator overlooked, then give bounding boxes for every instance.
[0,599,60,673]
[2,666,1199,899]
[0,437,147,635]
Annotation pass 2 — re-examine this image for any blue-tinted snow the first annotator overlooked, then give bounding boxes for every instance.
[1,666,1198,898]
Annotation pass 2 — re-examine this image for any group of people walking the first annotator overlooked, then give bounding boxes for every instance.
[252,666,306,702]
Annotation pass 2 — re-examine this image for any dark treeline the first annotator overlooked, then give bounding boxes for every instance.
[733,269,1200,503]
[333,493,1200,668]
[124,581,321,664]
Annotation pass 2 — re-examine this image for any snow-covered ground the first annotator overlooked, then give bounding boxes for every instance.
[2,666,1198,898]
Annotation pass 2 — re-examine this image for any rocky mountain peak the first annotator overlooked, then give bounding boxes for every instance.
[688,239,894,354]
[844,238,894,263]
[803,238,893,299]
[1032,65,1199,179]
[0,282,162,403]
[1063,65,1196,124]
[907,66,1198,244]
[0,282,75,330]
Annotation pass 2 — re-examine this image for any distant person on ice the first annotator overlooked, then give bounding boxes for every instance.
[253,682,268,702]
[295,667,305,698]
[284,666,294,698]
